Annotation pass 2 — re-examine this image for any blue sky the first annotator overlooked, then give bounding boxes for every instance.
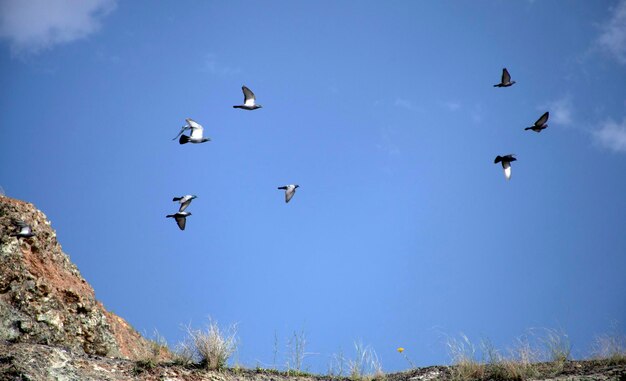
[1,0,625,373]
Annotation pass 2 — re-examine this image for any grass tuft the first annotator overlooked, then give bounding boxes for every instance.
[134,329,169,374]
[286,329,308,373]
[347,341,384,380]
[180,317,238,370]
[591,331,626,365]
[446,334,483,381]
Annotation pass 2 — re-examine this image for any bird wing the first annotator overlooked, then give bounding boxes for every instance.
[190,124,204,139]
[179,198,192,212]
[535,112,549,126]
[285,188,295,203]
[242,86,256,106]
[175,215,187,230]
[172,126,189,140]
[277,186,288,190]
[186,118,202,129]
[494,156,502,164]
[502,68,511,84]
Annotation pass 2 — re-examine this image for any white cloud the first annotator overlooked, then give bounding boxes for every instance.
[593,118,626,153]
[597,0,626,64]
[542,97,573,127]
[0,0,116,55]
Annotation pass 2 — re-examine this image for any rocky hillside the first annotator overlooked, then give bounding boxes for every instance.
[0,195,624,381]
[0,195,155,360]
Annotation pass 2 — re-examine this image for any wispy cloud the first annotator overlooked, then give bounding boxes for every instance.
[596,0,626,64]
[442,101,461,112]
[393,97,426,112]
[394,98,414,110]
[202,54,241,75]
[471,103,484,124]
[541,96,573,127]
[376,125,400,156]
[593,118,626,153]
[0,0,116,56]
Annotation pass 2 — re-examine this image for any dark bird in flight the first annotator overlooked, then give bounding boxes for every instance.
[11,220,35,238]
[173,118,210,144]
[233,86,262,110]
[494,154,517,180]
[166,212,192,230]
[524,112,549,132]
[173,195,197,212]
[493,68,516,87]
[277,184,299,203]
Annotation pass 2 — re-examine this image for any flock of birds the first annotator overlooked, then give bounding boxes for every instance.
[7,69,549,236]
[164,86,300,231]
[493,68,550,180]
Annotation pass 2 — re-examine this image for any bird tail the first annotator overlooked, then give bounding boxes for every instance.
[179,135,190,144]
[172,197,182,202]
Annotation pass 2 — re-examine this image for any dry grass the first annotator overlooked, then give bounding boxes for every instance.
[446,330,570,381]
[478,335,541,381]
[541,328,571,364]
[443,328,626,381]
[591,331,626,365]
[179,318,238,370]
[286,329,308,373]
[498,335,541,380]
[347,342,383,380]
[446,334,484,381]
[329,342,383,380]
[133,330,169,374]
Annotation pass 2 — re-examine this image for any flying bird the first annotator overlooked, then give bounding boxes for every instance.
[277,184,299,203]
[166,211,192,230]
[233,86,262,110]
[11,220,35,238]
[494,154,517,180]
[525,112,549,132]
[172,118,211,144]
[172,195,197,212]
[493,68,516,87]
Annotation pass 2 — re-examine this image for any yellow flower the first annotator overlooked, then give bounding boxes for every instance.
[397,347,405,353]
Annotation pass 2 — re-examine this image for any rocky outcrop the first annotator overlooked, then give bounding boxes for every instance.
[0,195,153,360]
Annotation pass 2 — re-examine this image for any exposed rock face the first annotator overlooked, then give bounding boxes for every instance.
[0,196,152,360]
